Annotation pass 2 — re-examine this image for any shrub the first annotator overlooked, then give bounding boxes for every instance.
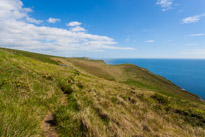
[151,93,169,105]
[175,109,205,128]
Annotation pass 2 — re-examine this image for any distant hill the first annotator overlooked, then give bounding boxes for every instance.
[0,47,205,137]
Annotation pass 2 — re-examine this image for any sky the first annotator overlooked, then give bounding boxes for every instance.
[0,0,205,58]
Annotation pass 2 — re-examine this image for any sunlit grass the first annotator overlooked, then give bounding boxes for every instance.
[0,48,205,136]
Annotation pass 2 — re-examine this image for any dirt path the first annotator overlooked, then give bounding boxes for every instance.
[42,112,59,137]
[42,91,68,137]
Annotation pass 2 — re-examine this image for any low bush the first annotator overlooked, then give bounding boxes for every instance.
[151,93,169,105]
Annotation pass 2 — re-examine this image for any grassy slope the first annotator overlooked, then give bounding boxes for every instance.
[58,58,200,102]
[0,48,205,136]
[0,48,58,65]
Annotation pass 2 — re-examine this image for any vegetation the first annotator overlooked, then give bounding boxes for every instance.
[0,48,205,136]
[0,47,58,65]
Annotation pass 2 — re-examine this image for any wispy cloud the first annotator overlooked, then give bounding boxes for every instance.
[178,10,183,13]
[145,40,155,43]
[0,0,134,53]
[47,18,60,23]
[66,21,82,27]
[70,26,87,32]
[156,0,173,11]
[125,36,130,42]
[182,14,205,24]
[189,33,205,37]
[66,21,87,32]
[142,29,152,32]
[183,49,205,58]
[26,17,43,24]
[184,43,198,46]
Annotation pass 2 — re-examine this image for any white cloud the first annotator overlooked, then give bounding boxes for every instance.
[66,21,82,27]
[47,18,60,23]
[0,0,41,24]
[0,0,134,53]
[145,40,155,43]
[26,16,42,24]
[189,33,205,37]
[182,14,205,24]
[156,0,173,11]
[70,26,86,32]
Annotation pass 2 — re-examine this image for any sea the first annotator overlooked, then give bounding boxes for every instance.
[103,59,205,99]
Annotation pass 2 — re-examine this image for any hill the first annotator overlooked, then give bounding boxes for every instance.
[0,48,205,137]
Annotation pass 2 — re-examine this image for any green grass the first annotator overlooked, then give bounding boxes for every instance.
[0,47,58,65]
[66,58,201,102]
[151,93,170,105]
[0,48,205,136]
[0,49,67,136]
[54,95,86,137]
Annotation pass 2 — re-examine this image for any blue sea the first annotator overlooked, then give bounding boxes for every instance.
[103,59,205,99]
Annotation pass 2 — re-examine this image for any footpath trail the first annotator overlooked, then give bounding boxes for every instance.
[42,90,68,137]
[42,112,59,137]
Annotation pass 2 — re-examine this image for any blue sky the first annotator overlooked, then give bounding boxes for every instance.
[0,0,205,58]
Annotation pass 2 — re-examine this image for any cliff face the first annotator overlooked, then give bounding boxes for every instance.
[0,48,205,137]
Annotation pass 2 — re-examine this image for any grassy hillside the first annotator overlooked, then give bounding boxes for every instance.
[55,58,200,102]
[0,48,58,65]
[0,48,205,137]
